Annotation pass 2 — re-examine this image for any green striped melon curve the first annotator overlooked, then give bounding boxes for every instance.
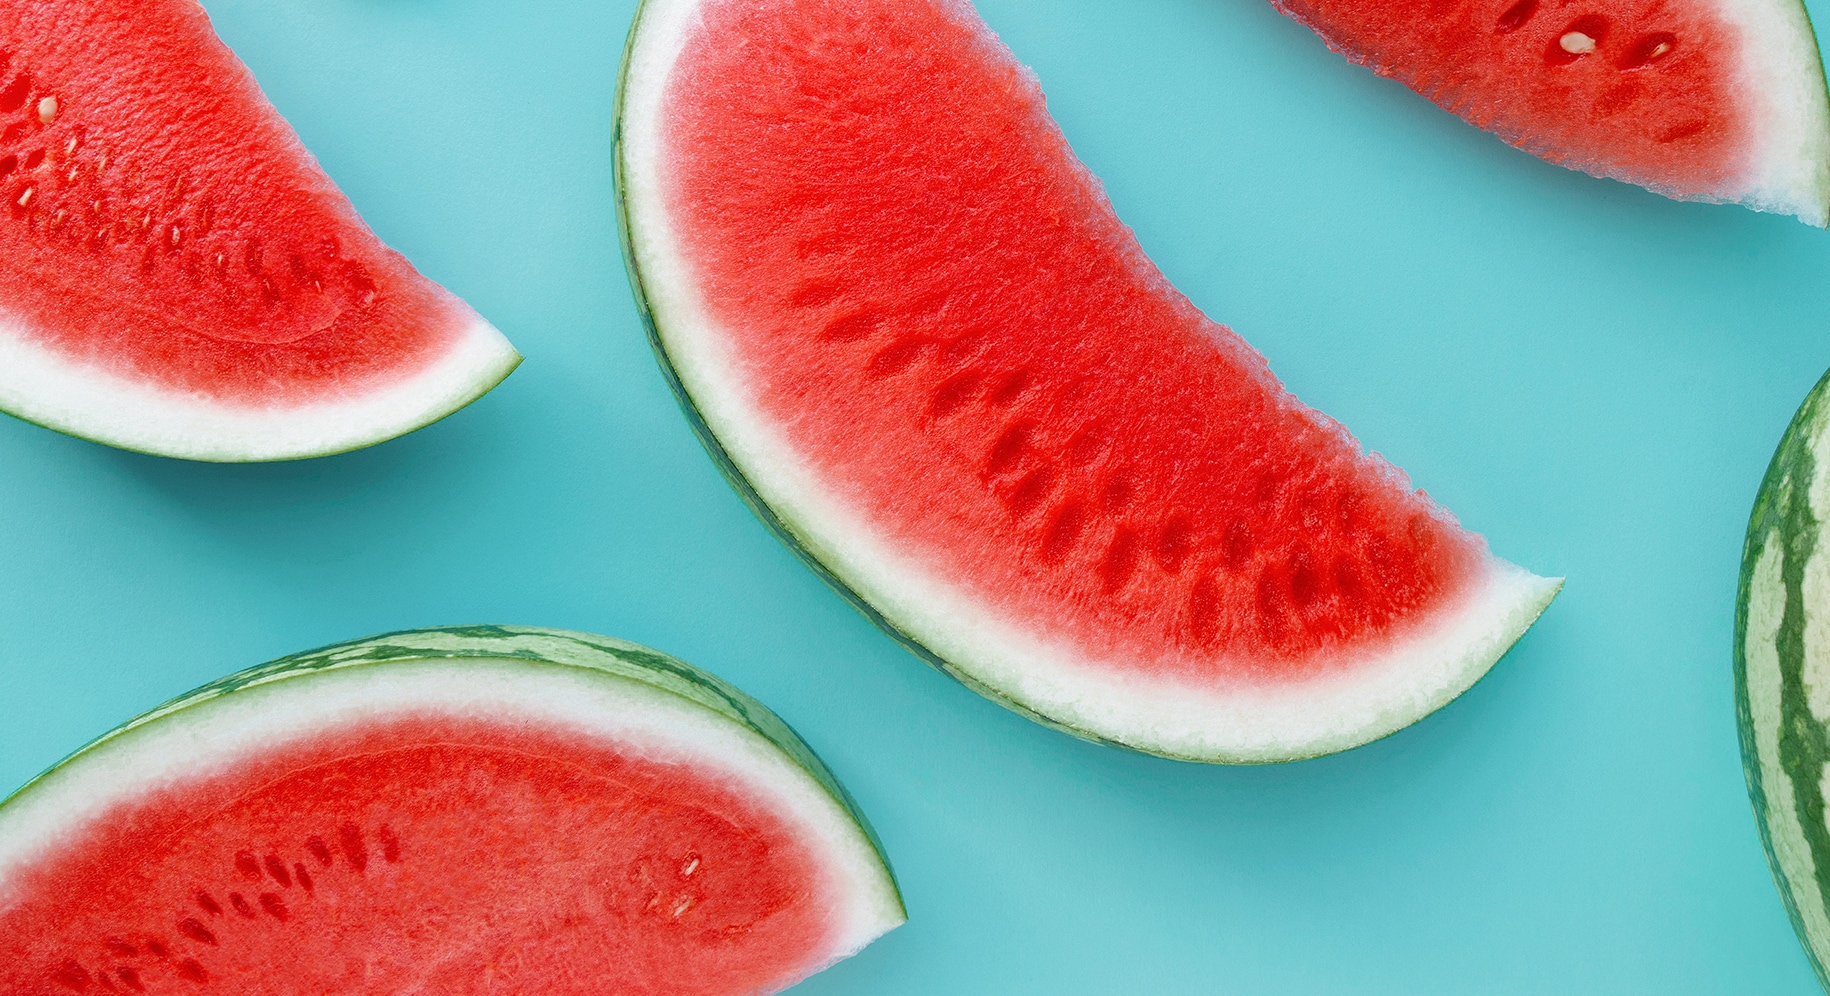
[1738,368,1830,990]
[1,624,903,920]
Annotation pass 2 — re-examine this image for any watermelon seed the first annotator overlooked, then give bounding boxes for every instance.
[339,821,368,871]
[52,959,91,991]
[984,420,1034,476]
[23,148,41,170]
[1224,521,1254,568]
[145,941,168,960]
[0,155,17,177]
[113,966,144,992]
[258,893,290,921]
[1040,502,1087,561]
[175,959,207,983]
[17,186,33,207]
[1099,528,1139,590]
[1617,32,1677,69]
[681,854,702,877]
[63,136,75,154]
[821,310,881,341]
[0,73,32,113]
[379,825,402,863]
[293,862,314,893]
[1494,0,1538,33]
[927,371,983,418]
[1547,15,1610,64]
[193,892,221,917]
[1101,473,1133,512]
[1004,466,1057,518]
[672,895,695,917]
[177,918,217,946]
[1155,517,1194,571]
[104,939,136,958]
[37,96,55,125]
[867,335,933,377]
[228,893,256,919]
[263,854,291,886]
[233,851,261,881]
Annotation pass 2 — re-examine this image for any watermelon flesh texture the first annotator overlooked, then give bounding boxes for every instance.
[618,0,1562,762]
[1738,369,1830,988]
[0,0,520,460]
[1272,0,1830,222]
[0,628,904,994]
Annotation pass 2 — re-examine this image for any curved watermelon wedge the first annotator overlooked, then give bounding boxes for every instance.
[616,0,1563,763]
[1737,370,1830,987]
[0,0,520,461]
[1271,0,1830,222]
[0,626,904,993]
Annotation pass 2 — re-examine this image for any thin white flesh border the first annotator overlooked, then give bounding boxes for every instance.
[1720,0,1830,223]
[0,307,521,462]
[621,0,1562,763]
[0,653,904,982]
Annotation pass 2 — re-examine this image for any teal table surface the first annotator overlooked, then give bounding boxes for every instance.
[2,0,1825,991]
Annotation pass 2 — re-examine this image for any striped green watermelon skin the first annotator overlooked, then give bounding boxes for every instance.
[1737,368,1830,988]
[6,624,895,872]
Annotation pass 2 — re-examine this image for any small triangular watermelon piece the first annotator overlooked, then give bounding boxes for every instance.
[0,627,904,993]
[0,0,520,461]
[1270,0,1830,222]
[617,0,1562,762]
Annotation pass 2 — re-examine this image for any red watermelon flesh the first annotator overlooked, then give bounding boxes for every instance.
[6,718,829,994]
[0,0,520,460]
[618,0,1561,761]
[1271,0,1830,220]
[0,629,903,994]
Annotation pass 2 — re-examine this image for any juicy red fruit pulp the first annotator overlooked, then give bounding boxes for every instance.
[663,0,1485,682]
[1276,0,1748,193]
[3,715,834,994]
[0,0,466,403]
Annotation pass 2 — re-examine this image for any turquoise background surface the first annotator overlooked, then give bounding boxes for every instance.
[2,0,1826,990]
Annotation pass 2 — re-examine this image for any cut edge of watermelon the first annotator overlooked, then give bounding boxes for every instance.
[0,627,906,973]
[0,310,521,462]
[1737,369,1830,986]
[1723,0,1830,223]
[616,2,1562,761]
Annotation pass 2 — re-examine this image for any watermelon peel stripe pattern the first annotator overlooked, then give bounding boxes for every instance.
[1739,367,1830,988]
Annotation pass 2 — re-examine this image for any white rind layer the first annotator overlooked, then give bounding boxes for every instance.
[620,0,1561,762]
[0,308,521,462]
[0,645,904,979]
[1720,0,1830,223]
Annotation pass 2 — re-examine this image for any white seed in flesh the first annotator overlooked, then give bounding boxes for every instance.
[1560,31,1597,54]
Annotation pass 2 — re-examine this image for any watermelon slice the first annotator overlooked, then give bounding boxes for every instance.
[0,0,520,461]
[0,626,904,993]
[1737,370,1830,987]
[616,0,1563,762]
[1269,0,1830,222]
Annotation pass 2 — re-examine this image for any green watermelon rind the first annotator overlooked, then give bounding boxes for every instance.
[1737,367,1830,989]
[0,624,904,923]
[612,0,1560,765]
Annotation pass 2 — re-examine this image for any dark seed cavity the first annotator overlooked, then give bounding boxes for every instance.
[339,822,368,872]
[1617,31,1677,69]
[1495,0,1538,33]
